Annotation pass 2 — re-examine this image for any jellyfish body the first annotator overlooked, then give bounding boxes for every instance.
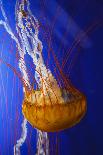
[22,86,86,132]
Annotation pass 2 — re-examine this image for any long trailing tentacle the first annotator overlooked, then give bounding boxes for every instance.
[0,1,29,154]
[0,0,50,154]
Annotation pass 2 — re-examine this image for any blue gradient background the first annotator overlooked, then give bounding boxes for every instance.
[0,0,103,155]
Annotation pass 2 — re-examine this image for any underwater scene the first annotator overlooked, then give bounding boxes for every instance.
[0,0,103,155]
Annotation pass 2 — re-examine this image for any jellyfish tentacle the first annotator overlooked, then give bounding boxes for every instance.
[14,118,27,155]
[0,1,29,155]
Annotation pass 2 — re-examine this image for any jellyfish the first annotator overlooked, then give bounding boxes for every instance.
[20,0,87,132]
[0,0,87,154]
[22,36,87,132]
[16,0,87,133]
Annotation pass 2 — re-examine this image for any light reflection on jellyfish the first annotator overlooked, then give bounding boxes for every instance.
[0,0,98,154]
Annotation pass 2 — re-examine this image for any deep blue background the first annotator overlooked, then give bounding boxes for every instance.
[0,0,103,155]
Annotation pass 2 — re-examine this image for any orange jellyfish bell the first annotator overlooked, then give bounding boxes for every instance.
[22,80,87,132]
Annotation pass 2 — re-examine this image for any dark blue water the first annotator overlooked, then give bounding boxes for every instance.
[0,0,103,155]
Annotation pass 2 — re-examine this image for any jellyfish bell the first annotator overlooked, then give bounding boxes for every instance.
[22,77,87,132]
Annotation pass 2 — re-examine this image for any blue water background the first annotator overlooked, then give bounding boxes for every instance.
[0,0,103,155]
